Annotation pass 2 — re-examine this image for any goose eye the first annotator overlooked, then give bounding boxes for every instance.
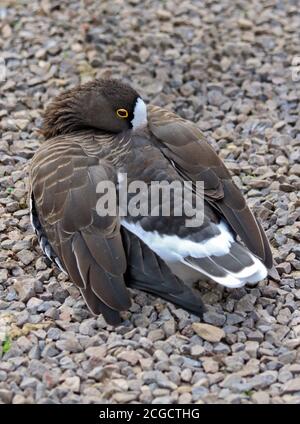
[116,108,129,119]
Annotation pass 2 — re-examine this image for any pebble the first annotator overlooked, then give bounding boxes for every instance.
[117,350,140,365]
[16,250,35,265]
[56,337,82,353]
[26,297,43,313]
[0,389,13,404]
[203,311,226,327]
[249,371,278,390]
[192,323,225,343]
[13,278,36,302]
[87,367,105,381]
[60,376,80,393]
[1,0,299,406]
[85,346,107,358]
[245,341,259,358]
[202,358,219,374]
[283,378,300,394]
[252,391,270,404]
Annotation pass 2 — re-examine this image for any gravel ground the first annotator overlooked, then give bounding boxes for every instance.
[0,0,300,405]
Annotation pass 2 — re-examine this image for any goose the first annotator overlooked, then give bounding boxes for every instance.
[29,79,275,325]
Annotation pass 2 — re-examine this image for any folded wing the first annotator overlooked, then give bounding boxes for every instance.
[30,135,131,325]
[148,105,273,270]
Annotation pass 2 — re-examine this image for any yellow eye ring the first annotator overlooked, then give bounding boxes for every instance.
[116,108,129,119]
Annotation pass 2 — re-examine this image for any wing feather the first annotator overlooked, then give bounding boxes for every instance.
[148,105,273,268]
[30,134,131,324]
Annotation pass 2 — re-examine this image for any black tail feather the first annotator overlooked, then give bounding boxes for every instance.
[122,229,205,318]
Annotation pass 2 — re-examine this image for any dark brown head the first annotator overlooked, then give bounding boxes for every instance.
[42,79,147,139]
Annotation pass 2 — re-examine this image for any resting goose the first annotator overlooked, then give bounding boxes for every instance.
[29,79,274,325]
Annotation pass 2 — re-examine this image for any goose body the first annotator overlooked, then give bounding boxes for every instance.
[29,79,274,325]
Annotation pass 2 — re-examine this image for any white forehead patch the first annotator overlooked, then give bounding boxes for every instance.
[131,97,147,130]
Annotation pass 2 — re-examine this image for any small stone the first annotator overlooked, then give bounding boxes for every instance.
[249,371,278,389]
[276,262,292,275]
[235,294,256,313]
[26,297,43,313]
[190,344,205,356]
[245,341,259,358]
[178,393,192,403]
[192,323,225,343]
[85,345,107,358]
[163,319,175,336]
[16,249,35,265]
[20,377,37,390]
[148,329,165,342]
[43,370,61,389]
[213,342,231,354]
[156,9,171,20]
[2,23,12,38]
[35,257,47,271]
[224,356,245,372]
[202,358,219,373]
[180,83,194,97]
[278,371,293,383]
[152,395,174,404]
[237,18,253,29]
[0,389,12,403]
[226,313,244,325]
[56,337,82,353]
[278,350,296,364]
[142,371,177,390]
[42,343,59,358]
[79,319,96,336]
[113,392,138,403]
[0,370,7,382]
[12,394,26,404]
[61,376,80,393]
[238,359,260,377]
[0,269,8,284]
[203,310,226,326]
[117,350,140,365]
[252,391,270,404]
[139,358,153,370]
[191,385,209,400]
[207,90,225,106]
[276,155,288,166]
[290,164,300,176]
[181,368,192,383]
[14,278,36,302]
[282,378,300,393]
[88,366,105,381]
[247,330,264,342]
[154,349,169,362]
[221,374,244,389]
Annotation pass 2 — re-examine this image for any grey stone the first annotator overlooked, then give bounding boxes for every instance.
[56,337,82,353]
[42,343,59,358]
[142,371,177,390]
[283,378,300,393]
[13,278,36,302]
[20,377,38,390]
[248,371,278,389]
[1,0,300,405]
[203,311,226,327]
[252,391,270,404]
[16,249,35,265]
[0,389,13,403]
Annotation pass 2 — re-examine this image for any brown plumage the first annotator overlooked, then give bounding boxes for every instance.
[29,78,274,325]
